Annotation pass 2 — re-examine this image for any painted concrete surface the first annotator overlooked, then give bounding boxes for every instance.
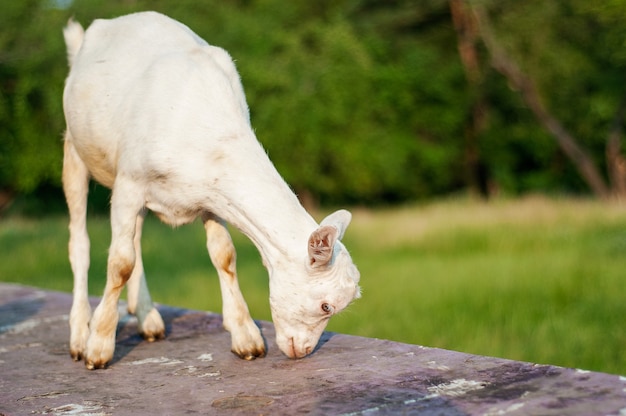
[1,282,625,415]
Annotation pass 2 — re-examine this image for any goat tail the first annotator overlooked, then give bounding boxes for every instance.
[63,18,85,68]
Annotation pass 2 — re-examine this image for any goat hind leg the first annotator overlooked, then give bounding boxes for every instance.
[202,213,265,360]
[126,209,165,342]
[63,135,92,361]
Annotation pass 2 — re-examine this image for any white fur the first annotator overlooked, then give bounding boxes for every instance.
[61,11,360,368]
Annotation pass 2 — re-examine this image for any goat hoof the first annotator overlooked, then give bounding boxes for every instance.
[142,330,165,343]
[139,308,166,342]
[85,359,108,370]
[233,346,266,360]
[232,350,255,360]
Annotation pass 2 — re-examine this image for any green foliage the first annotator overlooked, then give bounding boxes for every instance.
[1,0,626,205]
[2,197,625,374]
[484,0,626,193]
[0,0,68,192]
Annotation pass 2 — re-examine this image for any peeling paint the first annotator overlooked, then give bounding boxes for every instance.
[49,402,108,416]
[340,393,441,416]
[198,371,221,378]
[403,394,439,405]
[427,378,488,397]
[124,356,182,366]
[160,359,185,366]
[0,315,68,336]
[174,365,198,375]
[426,360,451,371]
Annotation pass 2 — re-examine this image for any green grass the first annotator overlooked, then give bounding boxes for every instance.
[1,195,625,375]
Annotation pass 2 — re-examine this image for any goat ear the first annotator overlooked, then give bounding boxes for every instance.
[308,210,352,269]
[320,209,352,240]
[308,225,338,269]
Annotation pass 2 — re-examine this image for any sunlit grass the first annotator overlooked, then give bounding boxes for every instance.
[330,196,626,374]
[1,195,625,375]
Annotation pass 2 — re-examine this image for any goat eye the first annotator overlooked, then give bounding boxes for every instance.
[321,303,334,314]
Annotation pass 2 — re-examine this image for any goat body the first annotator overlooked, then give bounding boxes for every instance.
[62,11,360,369]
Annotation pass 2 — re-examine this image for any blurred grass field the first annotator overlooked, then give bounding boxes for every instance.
[1,195,625,375]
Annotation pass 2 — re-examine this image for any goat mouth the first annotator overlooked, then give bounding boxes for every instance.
[287,337,312,359]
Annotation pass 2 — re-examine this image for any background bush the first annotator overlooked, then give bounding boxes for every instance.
[3,0,626,211]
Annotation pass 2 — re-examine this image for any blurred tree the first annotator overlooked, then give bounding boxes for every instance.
[450,0,490,197]
[0,0,68,210]
[2,0,626,211]
[467,0,626,198]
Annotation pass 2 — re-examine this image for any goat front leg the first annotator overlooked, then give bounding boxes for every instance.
[126,208,165,342]
[62,136,91,361]
[202,213,266,360]
[84,179,142,369]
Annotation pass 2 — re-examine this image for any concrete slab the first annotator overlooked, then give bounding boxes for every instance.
[0,283,625,415]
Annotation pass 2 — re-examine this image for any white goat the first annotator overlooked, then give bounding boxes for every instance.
[62,11,360,369]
